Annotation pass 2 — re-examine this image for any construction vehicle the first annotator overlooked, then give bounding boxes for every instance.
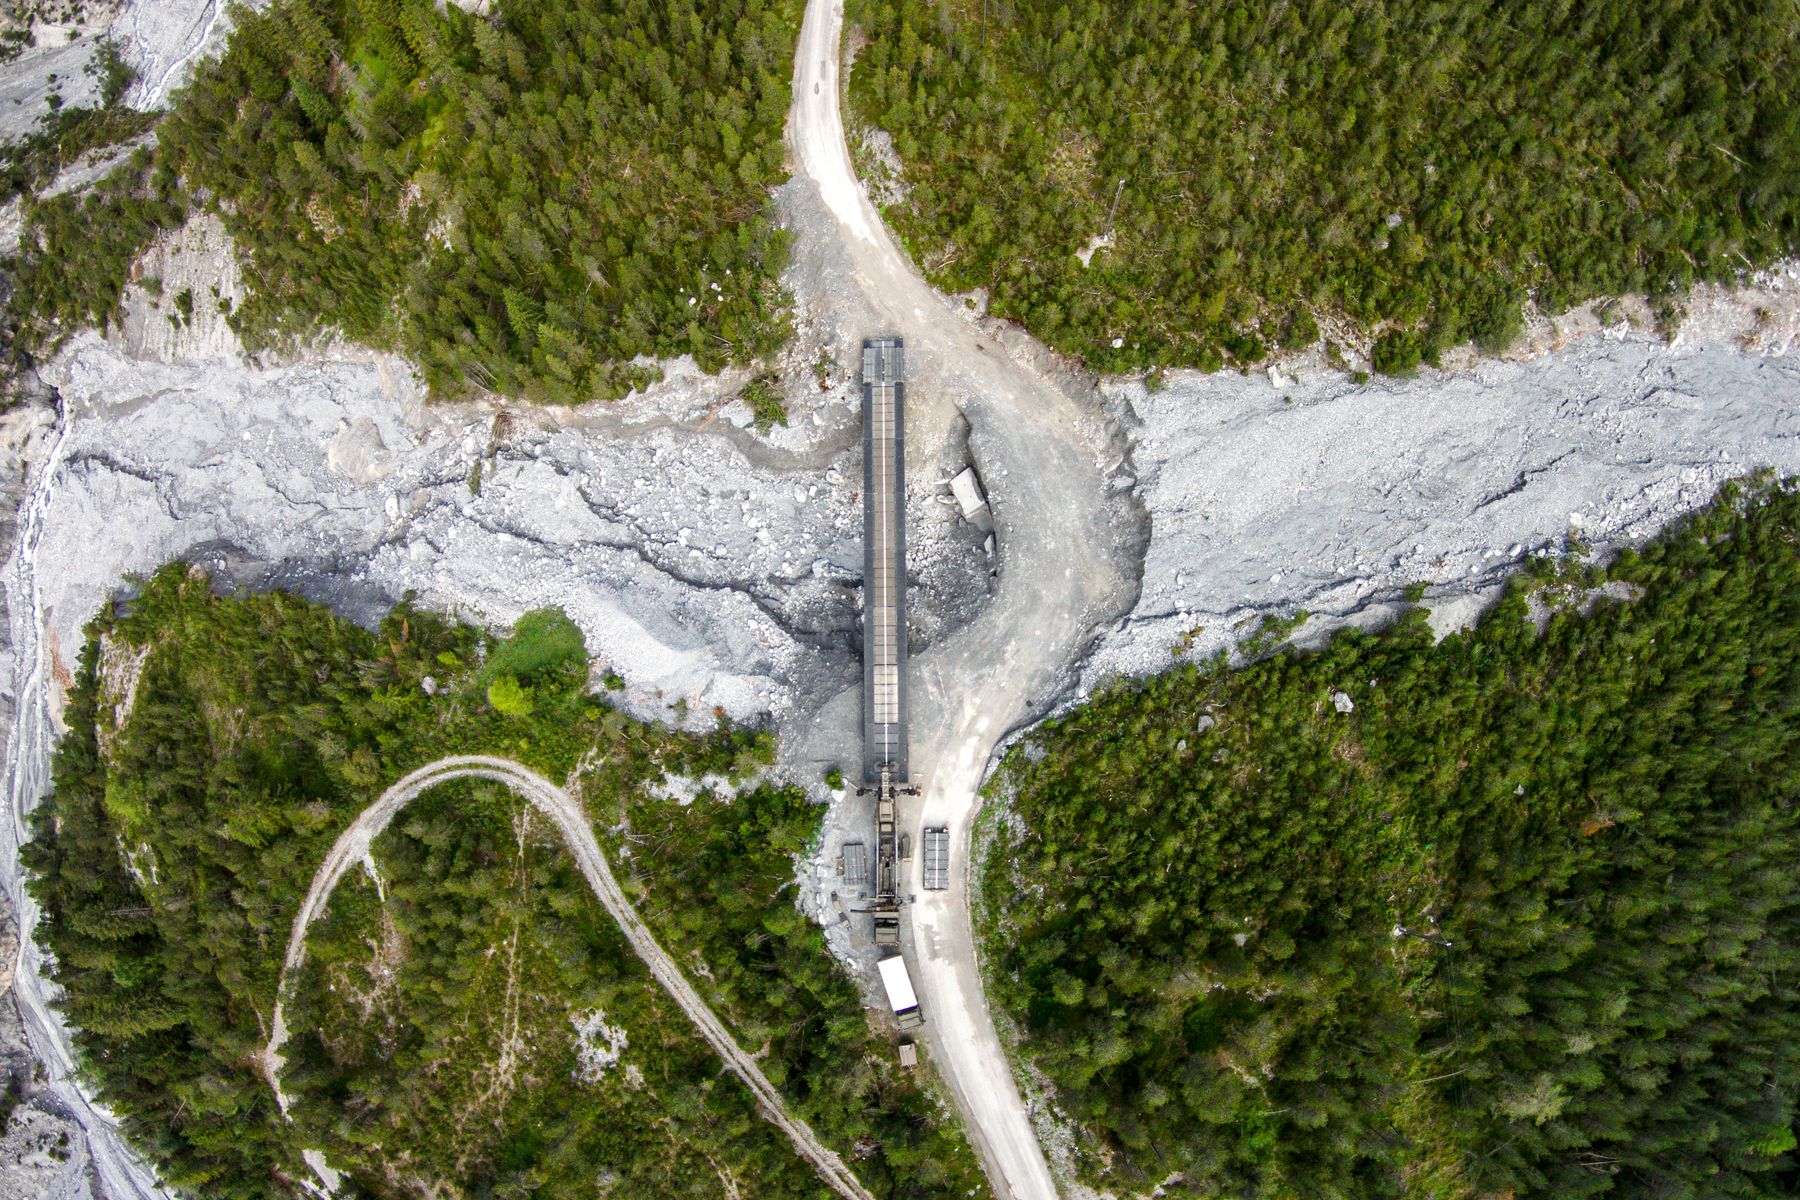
[922,826,949,890]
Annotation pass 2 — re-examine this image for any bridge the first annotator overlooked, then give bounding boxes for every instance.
[860,336,912,945]
[862,336,908,782]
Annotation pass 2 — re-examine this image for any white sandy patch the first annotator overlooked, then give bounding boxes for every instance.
[570,1008,629,1083]
[649,772,741,807]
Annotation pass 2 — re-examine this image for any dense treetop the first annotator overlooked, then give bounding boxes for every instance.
[27,567,985,1198]
[8,0,801,401]
[849,0,1800,373]
[981,476,1800,1197]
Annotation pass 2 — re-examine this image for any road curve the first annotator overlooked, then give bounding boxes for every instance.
[263,755,875,1200]
[788,4,1139,1199]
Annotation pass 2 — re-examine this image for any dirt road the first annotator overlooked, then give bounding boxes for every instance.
[788,4,1141,1197]
[263,755,875,1200]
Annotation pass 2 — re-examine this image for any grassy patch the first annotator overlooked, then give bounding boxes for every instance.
[742,373,788,431]
[485,607,586,683]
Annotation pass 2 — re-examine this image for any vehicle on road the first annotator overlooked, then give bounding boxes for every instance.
[878,953,924,1030]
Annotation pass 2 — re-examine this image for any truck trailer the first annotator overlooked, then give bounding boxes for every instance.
[877,953,923,1029]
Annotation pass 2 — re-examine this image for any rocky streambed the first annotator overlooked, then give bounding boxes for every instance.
[1088,312,1800,687]
[0,286,1796,1200]
[0,0,1795,1186]
[34,335,872,725]
[0,323,993,1197]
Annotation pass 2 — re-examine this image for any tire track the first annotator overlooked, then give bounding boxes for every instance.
[263,754,875,1200]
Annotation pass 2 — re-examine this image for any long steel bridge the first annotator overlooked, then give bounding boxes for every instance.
[860,336,912,945]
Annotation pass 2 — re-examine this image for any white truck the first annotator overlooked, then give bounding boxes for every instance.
[877,953,923,1030]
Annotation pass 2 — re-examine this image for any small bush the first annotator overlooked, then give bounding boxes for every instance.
[1223,330,1267,364]
[485,673,532,718]
[1279,310,1319,349]
[488,608,585,682]
[1469,288,1525,354]
[1371,329,1424,376]
[743,375,787,431]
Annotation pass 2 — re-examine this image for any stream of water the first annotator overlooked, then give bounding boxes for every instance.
[0,404,168,1199]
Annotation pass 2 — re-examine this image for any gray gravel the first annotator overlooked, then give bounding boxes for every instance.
[0,0,1796,1194]
[1085,330,1800,687]
[114,0,242,111]
[33,334,881,728]
[0,330,914,1200]
[0,891,107,1200]
[0,39,102,143]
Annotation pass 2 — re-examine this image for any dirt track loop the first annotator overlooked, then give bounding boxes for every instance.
[263,755,875,1200]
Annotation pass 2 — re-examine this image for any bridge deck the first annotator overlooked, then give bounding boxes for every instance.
[862,338,908,783]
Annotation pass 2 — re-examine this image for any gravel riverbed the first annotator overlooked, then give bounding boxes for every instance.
[0,0,1795,1192]
[2,200,1797,1200]
[1087,321,1800,688]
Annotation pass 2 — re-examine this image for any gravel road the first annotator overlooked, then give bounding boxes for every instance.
[265,755,876,1200]
[789,4,1142,1197]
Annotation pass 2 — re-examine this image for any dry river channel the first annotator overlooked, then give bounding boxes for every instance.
[18,0,1792,1197]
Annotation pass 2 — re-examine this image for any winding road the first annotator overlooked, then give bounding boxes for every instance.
[788,4,1140,1198]
[262,755,876,1200]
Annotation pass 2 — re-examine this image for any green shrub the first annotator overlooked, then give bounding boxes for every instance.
[1278,310,1319,349]
[488,608,585,683]
[485,673,532,718]
[742,374,787,431]
[1371,328,1425,375]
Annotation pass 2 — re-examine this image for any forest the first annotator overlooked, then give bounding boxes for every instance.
[848,0,1800,373]
[980,475,1800,1198]
[26,565,986,1198]
[7,0,800,402]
